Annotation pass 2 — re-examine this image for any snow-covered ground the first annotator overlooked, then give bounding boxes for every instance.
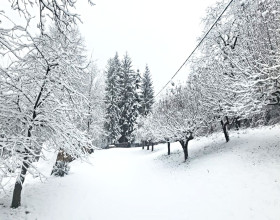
[0,125,280,220]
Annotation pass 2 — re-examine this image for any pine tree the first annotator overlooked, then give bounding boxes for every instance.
[104,53,121,144]
[141,65,154,116]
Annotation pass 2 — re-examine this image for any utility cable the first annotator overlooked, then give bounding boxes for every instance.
[150,0,235,102]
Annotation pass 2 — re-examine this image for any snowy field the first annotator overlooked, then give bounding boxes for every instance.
[0,125,280,220]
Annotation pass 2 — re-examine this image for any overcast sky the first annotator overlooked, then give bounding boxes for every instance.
[76,0,218,94]
[2,0,218,94]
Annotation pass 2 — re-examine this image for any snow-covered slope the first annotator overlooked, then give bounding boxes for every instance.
[0,125,280,220]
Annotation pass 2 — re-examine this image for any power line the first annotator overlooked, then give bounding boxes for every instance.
[153,0,235,101]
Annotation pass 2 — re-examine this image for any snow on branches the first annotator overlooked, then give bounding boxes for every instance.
[0,25,95,208]
[135,0,280,160]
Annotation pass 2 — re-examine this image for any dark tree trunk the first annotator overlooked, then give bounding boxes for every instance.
[167,142,170,155]
[11,160,29,208]
[11,127,33,208]
[142,141,144,150]
[151,142,154,151]
[221,116,230,142]
[179,134,194,161]
[183,142,189,161]
[147,141,151,150]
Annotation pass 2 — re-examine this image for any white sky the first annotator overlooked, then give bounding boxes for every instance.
[76,0,218,94]
[1,0,218,94]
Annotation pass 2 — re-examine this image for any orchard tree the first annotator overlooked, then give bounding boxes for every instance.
[134,114,157,151]
[207,0,279,122]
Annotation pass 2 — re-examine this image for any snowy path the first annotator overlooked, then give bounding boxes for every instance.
[1,126,280,220]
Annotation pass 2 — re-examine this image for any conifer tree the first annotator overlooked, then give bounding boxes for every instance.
[104,53,121,143]
[135,69,143,117]
[117,53,139,143]
[141,65,154,116]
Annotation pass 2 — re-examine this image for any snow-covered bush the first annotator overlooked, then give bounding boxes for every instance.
[51,161,70,177]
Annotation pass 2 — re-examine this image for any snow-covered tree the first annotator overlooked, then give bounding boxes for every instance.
[117,53,140,143]
[0,0,94,61]
[105,53,146,144]
[198,0,280,125]
[184,0,280,142]
[140,65,154,116]
[0,0,96,209]
[104,53,121,144]
[0,26,93,208]
[78,63,106,147]
[134,0,280,162]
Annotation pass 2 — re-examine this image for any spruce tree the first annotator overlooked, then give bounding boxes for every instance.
[104,53,121,144]
[135,69,142,116]
[141,65,154,116]
[117,53,139,143]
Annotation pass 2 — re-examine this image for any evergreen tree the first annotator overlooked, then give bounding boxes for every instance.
[104,52,144,144]
[104,53,121,143]
[141,65,154,116]
[135,69,143,117]
[117,53,139,143]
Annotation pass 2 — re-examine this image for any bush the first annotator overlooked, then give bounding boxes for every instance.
[51,161,70,177]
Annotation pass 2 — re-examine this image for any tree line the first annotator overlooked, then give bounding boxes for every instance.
[104,53,154,145]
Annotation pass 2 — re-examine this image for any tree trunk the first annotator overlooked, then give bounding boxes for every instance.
[151,142,154,151]
[167,142,170,155]
[183,142,189,161]
[11,160,29,208]
[11,128,33,208]
[179,140,188,161]
[142,141,144,150]
[179,135,193,161]
[11,66,52,208]
[221,116,230,142]
[147,142,150,150]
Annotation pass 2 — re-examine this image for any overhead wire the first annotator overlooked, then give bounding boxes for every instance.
[148,0,236,104]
